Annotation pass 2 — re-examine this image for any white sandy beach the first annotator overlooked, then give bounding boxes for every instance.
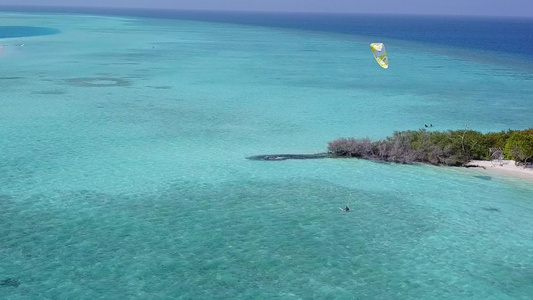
[466,160,533,180]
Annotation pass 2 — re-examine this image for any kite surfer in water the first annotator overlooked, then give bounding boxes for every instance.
[340,205,350,212]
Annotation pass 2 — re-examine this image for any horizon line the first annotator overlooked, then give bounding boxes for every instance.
[1,5,532,20]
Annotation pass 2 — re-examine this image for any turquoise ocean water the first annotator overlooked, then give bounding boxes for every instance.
[1,10,532,299]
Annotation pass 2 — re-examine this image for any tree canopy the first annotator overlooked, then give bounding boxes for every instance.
[328,128,533,166]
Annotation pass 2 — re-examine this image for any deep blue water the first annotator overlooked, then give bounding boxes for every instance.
[0,26,59,39]
[1,6,532,58]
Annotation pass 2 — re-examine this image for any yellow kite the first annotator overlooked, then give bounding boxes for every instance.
[370,43,388,69]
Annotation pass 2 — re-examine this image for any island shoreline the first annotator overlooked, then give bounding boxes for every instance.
[246,153,533,181]
[464,160,533,180]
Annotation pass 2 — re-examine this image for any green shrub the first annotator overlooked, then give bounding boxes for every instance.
[504,130,533,163]
[485,130,514,150]
[328,127,533,166]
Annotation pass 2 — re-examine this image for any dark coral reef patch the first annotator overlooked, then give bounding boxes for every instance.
[65,77,132,88]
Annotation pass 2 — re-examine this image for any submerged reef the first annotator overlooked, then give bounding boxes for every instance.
[65,77,131,88]
[1,277,20,288]
[482,207,501,212]
[246,153,329,161]
[0,26,60,39]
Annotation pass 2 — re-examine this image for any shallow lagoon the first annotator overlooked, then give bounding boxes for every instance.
[1,11,532,299]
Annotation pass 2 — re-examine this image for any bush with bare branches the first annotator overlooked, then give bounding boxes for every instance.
[327,128,533,166]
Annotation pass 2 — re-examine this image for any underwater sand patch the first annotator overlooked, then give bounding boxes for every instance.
[65,77,132,87]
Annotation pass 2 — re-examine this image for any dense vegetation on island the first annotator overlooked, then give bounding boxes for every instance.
[327,128,533,166]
